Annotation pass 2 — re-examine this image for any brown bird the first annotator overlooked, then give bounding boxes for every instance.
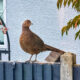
[19,20,65,62]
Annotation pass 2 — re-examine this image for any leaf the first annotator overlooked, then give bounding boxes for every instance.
[61,14,80,40]
[57,0,63,9]
[68,0,73,6]
[75,30,80,40]
[57,0,80,12]
[61,26,67,36]
[57,0,80,40]
[75,20,78,28]
[60,0,63,7]
[66,31,68,35]
[64,0,68,7]
[57,1,60,9]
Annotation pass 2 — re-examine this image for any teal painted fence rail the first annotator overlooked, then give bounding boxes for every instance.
[0,62,80,80]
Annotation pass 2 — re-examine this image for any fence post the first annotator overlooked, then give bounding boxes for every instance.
[60,52,76,80]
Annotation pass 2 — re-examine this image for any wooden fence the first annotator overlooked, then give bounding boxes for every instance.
[0,52,80,80]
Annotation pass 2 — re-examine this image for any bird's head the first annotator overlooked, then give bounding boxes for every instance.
[22,20,33,28]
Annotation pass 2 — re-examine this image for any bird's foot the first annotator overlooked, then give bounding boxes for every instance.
[32,59,38,63]
[25,60,32,63]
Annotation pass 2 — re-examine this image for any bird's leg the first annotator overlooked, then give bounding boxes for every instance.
[32,54,37,62]
[25,55,33,63]
[29,55,33,61]
[35,54,37,61]
[34,54,39,62]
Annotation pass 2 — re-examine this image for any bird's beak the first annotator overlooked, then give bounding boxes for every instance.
[31,23,33,25]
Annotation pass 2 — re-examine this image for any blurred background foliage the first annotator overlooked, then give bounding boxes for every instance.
[57,0,80,40]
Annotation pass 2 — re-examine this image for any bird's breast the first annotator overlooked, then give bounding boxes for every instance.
[19,33,31,51]
[19,32,45,54]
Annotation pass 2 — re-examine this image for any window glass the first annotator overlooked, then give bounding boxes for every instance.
[0,0,4,45]
[0,0,3,16]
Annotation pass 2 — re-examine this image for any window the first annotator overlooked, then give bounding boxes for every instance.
[0,0,4,44]
[0,0,10,60]
[0,0,3,17]
[0,0,7,48]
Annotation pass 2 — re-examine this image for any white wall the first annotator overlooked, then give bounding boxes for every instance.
[6,0,80,63]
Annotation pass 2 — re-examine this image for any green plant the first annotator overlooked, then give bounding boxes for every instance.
[57,0,80,40]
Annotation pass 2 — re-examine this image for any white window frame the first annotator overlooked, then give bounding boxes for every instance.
[0,0,8,49]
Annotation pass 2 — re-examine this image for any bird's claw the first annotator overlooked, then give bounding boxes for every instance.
[25,60,32,63]
[32,60,38,63]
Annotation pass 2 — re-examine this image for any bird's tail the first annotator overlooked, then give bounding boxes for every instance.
[43,44,65,54]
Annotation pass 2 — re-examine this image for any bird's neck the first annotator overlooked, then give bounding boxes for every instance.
[22,26,30,32]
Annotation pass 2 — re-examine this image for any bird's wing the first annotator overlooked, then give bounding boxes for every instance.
[31,32,44,46]
[33,33,44,44]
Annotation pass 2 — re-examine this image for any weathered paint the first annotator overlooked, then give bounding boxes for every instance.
[14,63,23,80]
[0,62,79,80]
[61,53,73,80]
[73,65,80,80]
[0,62,4,80]
[4,62,14,80]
